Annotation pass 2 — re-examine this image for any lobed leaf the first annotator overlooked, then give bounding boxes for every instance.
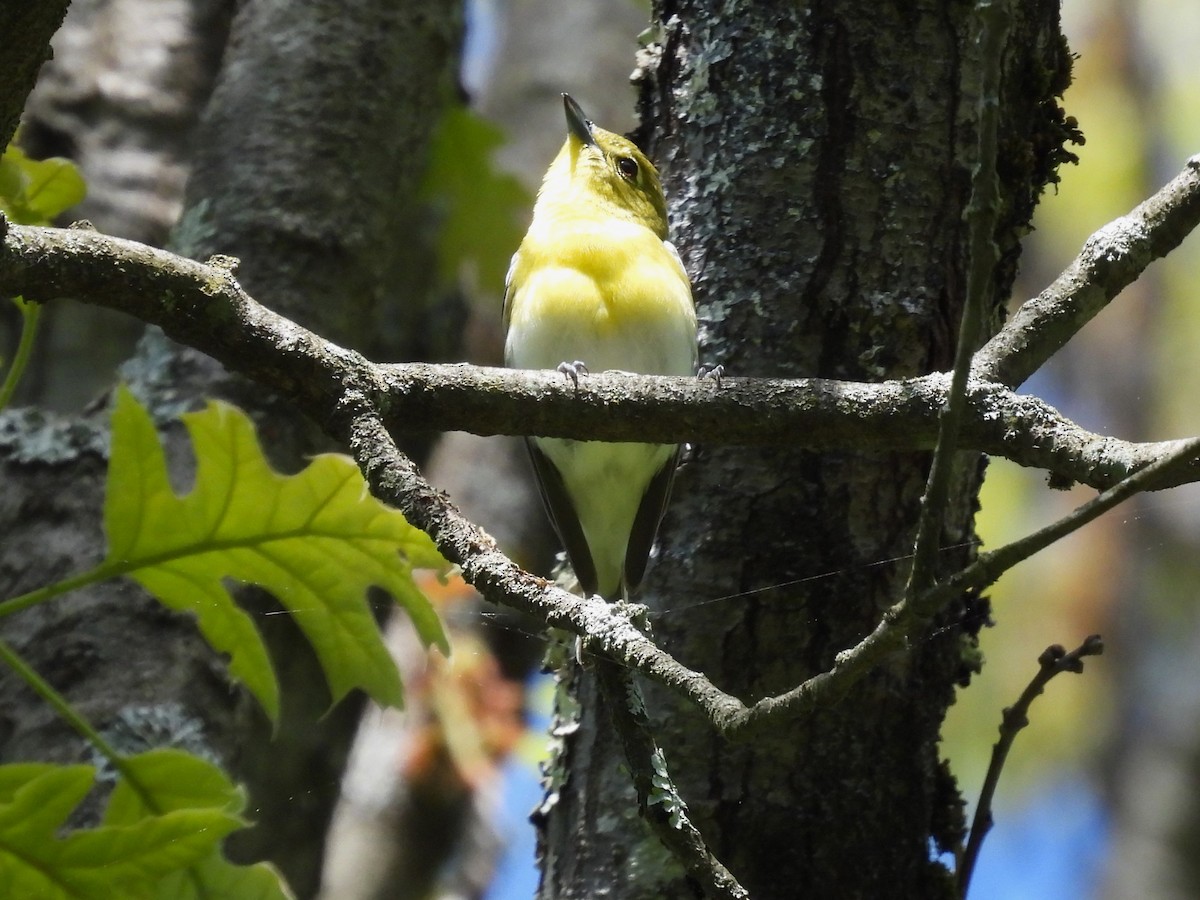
[105,750,293,900]
[104,387,449,722]
[0,761,241,900]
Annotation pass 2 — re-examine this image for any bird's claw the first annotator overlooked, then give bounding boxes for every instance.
[557,360,589,388]
[698,363,725,388]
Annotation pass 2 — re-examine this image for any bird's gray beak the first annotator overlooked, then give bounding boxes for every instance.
[563,93,596,147]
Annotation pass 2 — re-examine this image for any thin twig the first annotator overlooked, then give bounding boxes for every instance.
[726,435,1200,737]
[956,635,1104,898]
[916,435,1200,619]
[335,398,750,726]
[906,0,1009,597]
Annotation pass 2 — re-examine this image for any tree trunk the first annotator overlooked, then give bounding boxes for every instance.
[0,2,461,896]
[0,1,71,150]
[11,0,233,412]
[536,1,1075,896]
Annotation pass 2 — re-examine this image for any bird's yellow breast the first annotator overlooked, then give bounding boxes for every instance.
[504,215,696,375]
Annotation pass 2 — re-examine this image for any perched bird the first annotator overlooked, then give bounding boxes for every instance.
[503,94,697,602]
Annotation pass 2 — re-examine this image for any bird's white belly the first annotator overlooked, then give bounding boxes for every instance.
[534,436,674,595]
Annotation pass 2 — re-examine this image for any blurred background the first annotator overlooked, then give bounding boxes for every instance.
[6,0,1200,897]
[943,2,1200,898]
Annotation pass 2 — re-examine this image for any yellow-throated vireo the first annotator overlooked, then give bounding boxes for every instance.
[503,94,698,602]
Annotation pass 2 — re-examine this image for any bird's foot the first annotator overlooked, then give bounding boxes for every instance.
[557,360,589,388]
[698,362,725,388]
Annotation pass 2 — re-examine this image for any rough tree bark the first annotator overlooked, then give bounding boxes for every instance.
[535,1,1077,897]
[3,0,1115,897]
[0,2,461,896]
[0,2,71,151]
[12,0,234,411]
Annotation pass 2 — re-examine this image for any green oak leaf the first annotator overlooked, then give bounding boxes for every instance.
[0,761,240,899]
[104,386,449,721]
[104,750,293,900]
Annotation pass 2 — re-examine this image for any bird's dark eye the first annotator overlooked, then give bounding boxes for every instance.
[616,156,639,181]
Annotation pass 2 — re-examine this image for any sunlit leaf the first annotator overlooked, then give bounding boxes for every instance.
[104,386,449,722]
[0,141,86,226]
[103,749,245,826]
[104,750,293,900]
[0,761,240,899]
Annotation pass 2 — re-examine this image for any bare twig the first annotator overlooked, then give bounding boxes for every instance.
[724,435,1200,737]
[956,635,1105,898]
[335,398,750,729]
[332,384,1197,744]
[975,154,1200,388]
[907,0,1009,596]
[917,435,1200,618]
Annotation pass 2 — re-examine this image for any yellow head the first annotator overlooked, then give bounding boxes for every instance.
[535,94,670,240]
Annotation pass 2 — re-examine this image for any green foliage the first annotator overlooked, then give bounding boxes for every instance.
[103,386,449,721]
[0,137,454,900]
[421,105,529,292]
[1,148,447,719]
[104,751,293,899]
[0,297,40,411]
[0,138,85,408]
[0,108,457,896]
[0,386,452,895]
[0,140,86,226]
[0,754,248,899]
